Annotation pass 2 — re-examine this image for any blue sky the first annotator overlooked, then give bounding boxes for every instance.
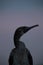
[0,0,43,65]
[0,0,43,11]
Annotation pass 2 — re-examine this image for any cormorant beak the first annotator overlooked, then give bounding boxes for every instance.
[24,24,39,33]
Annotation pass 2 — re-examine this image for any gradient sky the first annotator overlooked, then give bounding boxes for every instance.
[0,0,43,65]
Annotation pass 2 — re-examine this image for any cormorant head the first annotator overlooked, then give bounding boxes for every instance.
[14,24,39,44]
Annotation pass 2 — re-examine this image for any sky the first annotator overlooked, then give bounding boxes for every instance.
[0,0,43,65]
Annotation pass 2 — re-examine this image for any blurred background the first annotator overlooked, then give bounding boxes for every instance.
[0,0,43,65]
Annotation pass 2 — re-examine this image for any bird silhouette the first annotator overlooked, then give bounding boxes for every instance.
[8,24,39,65]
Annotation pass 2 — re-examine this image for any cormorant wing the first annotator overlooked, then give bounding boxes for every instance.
[26,48,33,65]
[8,48,16,65]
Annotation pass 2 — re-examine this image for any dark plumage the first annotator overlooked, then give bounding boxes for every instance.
[8,24,39,65]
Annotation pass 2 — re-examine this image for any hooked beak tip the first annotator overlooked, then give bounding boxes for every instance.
[27,24,39,31]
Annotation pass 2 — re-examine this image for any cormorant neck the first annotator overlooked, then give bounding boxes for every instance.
[14,33,20,40]
[14,35,26,49]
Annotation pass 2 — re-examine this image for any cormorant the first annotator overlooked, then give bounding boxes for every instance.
[8,24,39,65]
